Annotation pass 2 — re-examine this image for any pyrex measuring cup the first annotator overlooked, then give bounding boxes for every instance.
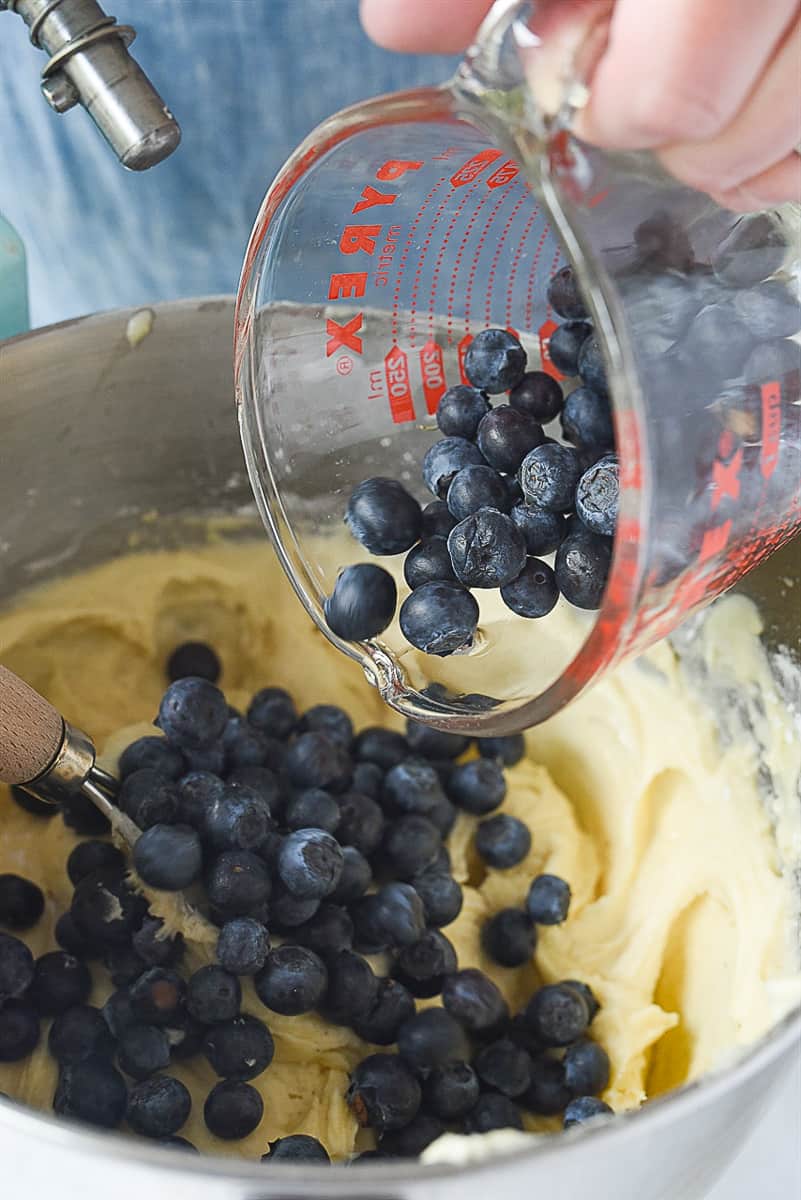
[234,0,801,735]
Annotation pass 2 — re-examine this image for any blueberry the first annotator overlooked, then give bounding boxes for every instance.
[347,1053,422,1132]
[346,477,423,555]
[395,930,457,998]
[292,904,353,962]
[448,509,526,590]
[54,912,92,959]
[421,499,457,539]
[0,873,44,930]
[166,641,221,684]
[423,437,486,499]
[186,964,241,1024]
[102,989,137,1039]
[265,1134,331,1162]
[475,814,532,868]
[519,443,583,512]
[175,772,222,835]
[524,983,590,1046]
[66,841,126,887]
[167,1013,206,1061]
[278,828,344,900]
[351,761,384,799]
[446,464,510,521]
[353,727,410,769]
[446,759,506,814]
[60,792,111,836]
[474,1038,532,1097]
[159,1136,198,1152]
[382,760,444,816]
[482,909,536,968]
[0,1000,40,1061]
[362,882,427,950]
[436,385,492,438]
[117,1024,171,1080]
[155,677,228,750]
[128,1075,191,1137]
[133,824,203,891]
[205,850,271,918]
[733,280,801,341]
[213,919,267,978]
[547,266,588,320]
[294,705,352,750]
[547,322,593,376]
[382,815,442,879]
[634,210,694,272]
[222,716,275,770]
[526,875,571,925]
[398,1008,470,1074]
[228,762,281,804]
[564,979,600,1022]
[712,213,787,288]
[247,687,297,739]
[463,1091,523,1133]
[501,557,560,618]
[286,732,352,793]
[9,783,58,819]
[133,916,184,969]
[129,968,186,1027]
[424,1061,480,1119]
[119,769,180,830]
[380,1113,446,1157]
[476,406,544,474]
[71,866,148,949]
[182,742,226,775]
[411,869,463,928]
[28,951,91,1016]
[403,537,457,589]
[522,1056,572,1115]
[399,580,480,656]
[269,884,319,931]
[54,1058,128,1129]
[118,737,185,781]
[561,386,614,450]
[441,968,508,1035]
[509,369,565,421]
[563,1095,613,1128]
[204,1079,263,1139]
[352,977,416,1045]
[405,718,469,762]
[325,563,398,642]
[321,949,379,1025]
[510,501,565,556]
[555,527,612,610]
[742,337,801,387]
[464,329,527,393]
[329,845,372,904]
[104,944,147,987]
[576,456,619,537]
[255,944,328,1015]
[564,1039,610,1096]
[205,784,275,853]
[202,1014,275,1080]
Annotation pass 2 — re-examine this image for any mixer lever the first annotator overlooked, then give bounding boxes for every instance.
[1,0,180,170]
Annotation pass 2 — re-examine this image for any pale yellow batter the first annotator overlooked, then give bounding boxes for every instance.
[0,540,799,1161]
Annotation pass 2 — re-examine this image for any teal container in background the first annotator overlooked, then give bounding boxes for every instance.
[0,212,29,339]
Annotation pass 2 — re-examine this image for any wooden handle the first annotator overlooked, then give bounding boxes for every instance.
[0,666,64,786]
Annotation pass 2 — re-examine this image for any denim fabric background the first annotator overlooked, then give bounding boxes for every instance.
[0,0,458,326]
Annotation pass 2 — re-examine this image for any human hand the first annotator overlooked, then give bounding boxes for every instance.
[360,0,801,211]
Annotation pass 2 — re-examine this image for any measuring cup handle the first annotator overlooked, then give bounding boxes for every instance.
[0,665,65,786]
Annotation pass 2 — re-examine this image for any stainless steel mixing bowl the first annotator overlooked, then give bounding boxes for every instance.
[0,298,798,1200]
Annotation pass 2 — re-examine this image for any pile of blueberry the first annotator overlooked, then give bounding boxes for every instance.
[325,266,616,657]
[0,642,612,1159]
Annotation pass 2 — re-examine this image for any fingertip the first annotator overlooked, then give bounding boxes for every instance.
[360,0,491,54]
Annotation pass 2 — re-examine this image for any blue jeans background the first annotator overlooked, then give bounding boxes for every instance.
[0,0,457,326]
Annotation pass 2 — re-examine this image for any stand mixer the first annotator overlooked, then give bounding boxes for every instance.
[0,0,180,170]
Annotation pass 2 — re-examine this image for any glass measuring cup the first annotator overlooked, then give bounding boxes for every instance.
[234,0,801,735]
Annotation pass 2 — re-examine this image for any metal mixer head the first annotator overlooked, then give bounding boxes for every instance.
[1,0,180,170]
